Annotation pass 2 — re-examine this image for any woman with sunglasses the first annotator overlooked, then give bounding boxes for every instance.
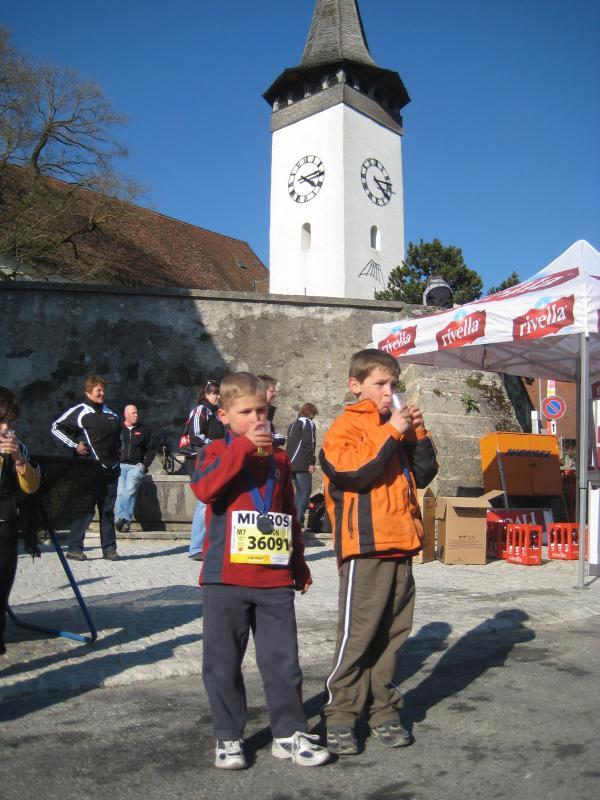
[188,381,224,560]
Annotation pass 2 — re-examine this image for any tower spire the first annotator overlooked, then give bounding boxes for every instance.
[301,0,375,68]
[263,0,409,128]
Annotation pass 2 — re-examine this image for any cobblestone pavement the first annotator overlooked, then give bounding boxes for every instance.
[1,536,598,700]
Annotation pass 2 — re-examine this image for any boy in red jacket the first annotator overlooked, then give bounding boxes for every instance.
[190,372,330,770]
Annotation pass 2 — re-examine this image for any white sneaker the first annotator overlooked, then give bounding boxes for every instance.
[271,731,330,767]
[215,739,246,770]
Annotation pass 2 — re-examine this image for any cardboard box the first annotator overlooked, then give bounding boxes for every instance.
[415,488,436,564]
[436,491,503,564]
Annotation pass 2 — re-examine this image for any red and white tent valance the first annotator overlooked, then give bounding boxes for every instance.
[372,240,600,384]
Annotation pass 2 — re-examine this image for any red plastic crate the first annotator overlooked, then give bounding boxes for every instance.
[547,523,580,560]
[504,524,543,565]
[486,520,506,559]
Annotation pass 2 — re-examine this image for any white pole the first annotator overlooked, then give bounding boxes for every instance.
[577,333,590,589]
[589,396,600,576]
[589,481,600,577]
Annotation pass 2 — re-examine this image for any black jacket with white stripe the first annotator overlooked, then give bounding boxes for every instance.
[286,416,316,473]
[51,400,121,469]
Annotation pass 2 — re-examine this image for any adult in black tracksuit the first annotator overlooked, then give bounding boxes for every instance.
[286,403,318,527]
[51,375,121,561]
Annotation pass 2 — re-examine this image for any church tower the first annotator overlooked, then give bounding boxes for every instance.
[264,0,410,299]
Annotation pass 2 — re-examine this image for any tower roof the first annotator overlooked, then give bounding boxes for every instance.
[263,0,409,125]
[300,0,375,68]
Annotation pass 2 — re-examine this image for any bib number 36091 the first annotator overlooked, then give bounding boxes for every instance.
[230,510,292,566]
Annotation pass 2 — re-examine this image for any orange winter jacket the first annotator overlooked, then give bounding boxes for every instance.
[319,399,437,564]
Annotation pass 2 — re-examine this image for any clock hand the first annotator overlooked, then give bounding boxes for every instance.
[301,169,324,182]
[374,177,394,195]
[299,175,317,187]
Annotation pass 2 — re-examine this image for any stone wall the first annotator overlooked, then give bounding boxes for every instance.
[0,281,526,497]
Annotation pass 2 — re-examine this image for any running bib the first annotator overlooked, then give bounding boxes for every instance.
[230,510,292,566]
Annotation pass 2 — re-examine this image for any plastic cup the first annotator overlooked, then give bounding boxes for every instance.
[255,423,273,457]
[0,429,15,454]
[391,393,406,410]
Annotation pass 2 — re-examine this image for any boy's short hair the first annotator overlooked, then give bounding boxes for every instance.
[257,374,277,389]
[84,375,106,394]
[349,348,400,382]
[219,372,266,411]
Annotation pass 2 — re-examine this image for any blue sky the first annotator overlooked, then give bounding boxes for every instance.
[3,0,599,293]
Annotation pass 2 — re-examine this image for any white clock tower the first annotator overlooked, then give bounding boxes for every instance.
[264,0,410,300]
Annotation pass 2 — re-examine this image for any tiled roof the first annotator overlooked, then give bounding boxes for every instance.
[3,168,269,292]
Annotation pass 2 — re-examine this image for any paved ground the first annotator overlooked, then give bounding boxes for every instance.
[2,620,599,800]
[1,535,598,700]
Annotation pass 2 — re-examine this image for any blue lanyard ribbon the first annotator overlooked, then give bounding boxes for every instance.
[226,432,276,515]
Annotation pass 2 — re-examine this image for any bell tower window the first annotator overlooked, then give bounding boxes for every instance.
[301,222,312,250]
[370,225,381,250]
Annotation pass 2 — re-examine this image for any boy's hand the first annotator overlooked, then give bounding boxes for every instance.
[296,581,311,594]
[409,406,425,430]
[389,406,413,436]
[245,420,273,451]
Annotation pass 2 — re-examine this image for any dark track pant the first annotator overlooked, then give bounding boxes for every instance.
[68,469,118,554]
[202,584,307,740]
[324,557,415,729]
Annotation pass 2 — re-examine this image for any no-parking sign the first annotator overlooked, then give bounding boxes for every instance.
[541,395,566,420]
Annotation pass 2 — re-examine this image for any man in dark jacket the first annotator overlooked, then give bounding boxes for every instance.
[51,375,121,560]
[286,403,318,528]
[115,405,155,534]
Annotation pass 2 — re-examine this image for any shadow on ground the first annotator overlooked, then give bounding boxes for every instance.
[1,585,203,720]
[244,609,534,756]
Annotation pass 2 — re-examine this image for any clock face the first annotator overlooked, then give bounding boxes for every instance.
[288,155,325,203]
[361,158,394,206]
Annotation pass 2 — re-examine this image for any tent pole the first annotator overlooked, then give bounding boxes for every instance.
[576,333,590,590]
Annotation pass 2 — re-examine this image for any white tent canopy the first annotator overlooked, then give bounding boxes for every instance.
[372,240,600,586]
[372,240,600,383]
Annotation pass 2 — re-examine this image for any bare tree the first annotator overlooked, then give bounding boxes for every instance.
[0,27,144,282]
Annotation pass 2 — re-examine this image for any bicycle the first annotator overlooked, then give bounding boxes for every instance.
[159,437,192,475]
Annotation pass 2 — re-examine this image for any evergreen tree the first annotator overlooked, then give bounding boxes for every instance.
[487,271,520,295]
[375,238,483,305]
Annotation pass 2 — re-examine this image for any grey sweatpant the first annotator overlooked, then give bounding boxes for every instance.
[324,557,415,729]
[202,584,307,740]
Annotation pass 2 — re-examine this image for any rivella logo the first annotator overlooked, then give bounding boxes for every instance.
[378,325,417,356]
[512,295,574,341]
[436,311,486,350]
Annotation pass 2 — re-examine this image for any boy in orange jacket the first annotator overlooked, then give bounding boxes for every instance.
[319,349,437,755]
